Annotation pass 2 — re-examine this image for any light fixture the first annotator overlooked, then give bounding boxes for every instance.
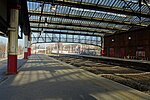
[128,36,131,40]
[112,39,114,42]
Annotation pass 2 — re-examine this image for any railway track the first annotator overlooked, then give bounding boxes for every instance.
[53,54,150,72]
[49,53,150,94]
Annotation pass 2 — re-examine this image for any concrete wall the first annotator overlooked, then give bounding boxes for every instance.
[104,27,150,60]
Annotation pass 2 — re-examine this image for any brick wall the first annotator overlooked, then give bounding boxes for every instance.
[104,27,150,60]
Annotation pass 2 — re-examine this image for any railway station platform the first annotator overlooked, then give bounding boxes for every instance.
[56,54,150,71]
[82,55,150,64]
[57,54,150,64]
[0,55,26,82]
[0,54,150,100]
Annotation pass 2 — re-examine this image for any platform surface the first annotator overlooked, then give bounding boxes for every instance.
[63,54,150,64]
[0,54,150,100]
[0,55,25,82]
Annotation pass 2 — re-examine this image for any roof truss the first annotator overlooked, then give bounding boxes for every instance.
[27,0,150,37]
[28,0,150,18]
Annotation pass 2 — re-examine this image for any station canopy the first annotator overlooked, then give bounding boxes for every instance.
[27,0,150,45]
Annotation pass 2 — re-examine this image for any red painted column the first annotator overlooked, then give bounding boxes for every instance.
[24,35,28,59]
[24,52,28,59]
[7,8,19,74]
[28,48,31,56]
[8,55,17,74]
[101,48,105,56]
[35,44,36,54]
[28,40,31,56]
[101,37,105,56]
[30,47,31,55]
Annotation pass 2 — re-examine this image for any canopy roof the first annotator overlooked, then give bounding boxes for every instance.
[27,0,150,40]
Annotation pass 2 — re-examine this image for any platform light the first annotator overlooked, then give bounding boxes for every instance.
[112,39,114,42]
[128,36,131,40]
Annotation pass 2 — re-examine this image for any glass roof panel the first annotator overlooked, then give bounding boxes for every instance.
[28,0,150,38]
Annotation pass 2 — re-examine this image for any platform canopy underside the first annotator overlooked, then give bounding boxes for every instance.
[27,0,150,45]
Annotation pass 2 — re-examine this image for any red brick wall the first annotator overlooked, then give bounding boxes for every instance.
[104,27,150,60]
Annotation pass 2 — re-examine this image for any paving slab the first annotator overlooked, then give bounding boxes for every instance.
[0,54,150,100]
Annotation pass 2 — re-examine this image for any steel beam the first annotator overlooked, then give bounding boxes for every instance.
[30,20,126,31]
[20,0,31,37]
[28,0,150,18]
[30,26,113,34]
[31,30,102,37]
[32,41,101,47]
[28,11,146,27]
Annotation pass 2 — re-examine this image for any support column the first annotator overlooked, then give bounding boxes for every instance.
[44,43,46,54]
[35,44,36,54]
[7,9,19,74]
[24,35,28,59]
[28,40,31,56]
[57,43,60,56]
[101,37,105,56]
[28,48,31,56]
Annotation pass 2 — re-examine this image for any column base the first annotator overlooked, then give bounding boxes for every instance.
[24,52,28,59]
[7,55,17,75]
